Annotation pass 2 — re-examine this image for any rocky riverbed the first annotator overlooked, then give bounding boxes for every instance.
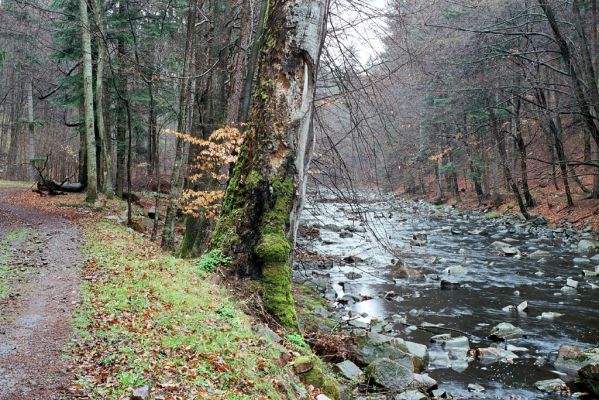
[294,192,599,399]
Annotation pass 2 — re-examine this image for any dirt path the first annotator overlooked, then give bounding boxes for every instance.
[0,188,81,399]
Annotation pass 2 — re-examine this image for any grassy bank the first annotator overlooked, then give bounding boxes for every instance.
[72,221,309,399]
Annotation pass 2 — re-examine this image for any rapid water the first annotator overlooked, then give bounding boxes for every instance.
[297,194,599,399]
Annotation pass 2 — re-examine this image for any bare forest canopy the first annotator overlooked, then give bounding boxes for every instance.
[2,0,599,239]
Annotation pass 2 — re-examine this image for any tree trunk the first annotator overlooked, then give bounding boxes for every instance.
[27,79,35,181]
[93,0,112,197]
[212,0,330,329]
[79,0,97,203]
[490,108,529,218]
[161,0,199,251]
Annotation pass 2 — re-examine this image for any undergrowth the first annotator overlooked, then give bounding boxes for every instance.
[72,221,307,399]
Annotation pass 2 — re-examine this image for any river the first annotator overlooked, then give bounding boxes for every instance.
[296,192,599,399]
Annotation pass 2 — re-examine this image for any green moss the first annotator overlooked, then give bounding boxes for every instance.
[262,261,297,328]
[256,176,298,329]
[246,170,263,188]
[294,356,340,400]
[256,233,291,263]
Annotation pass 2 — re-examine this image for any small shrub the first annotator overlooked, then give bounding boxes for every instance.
[197,249,232,273]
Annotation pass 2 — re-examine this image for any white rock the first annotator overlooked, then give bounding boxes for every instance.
[468,383,486,392]
[517,301,529,312]
[566,278,579,288]
[541,312,564,320]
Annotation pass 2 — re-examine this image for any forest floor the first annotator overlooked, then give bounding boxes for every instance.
[420,180,599,229]
[0,183,326,400]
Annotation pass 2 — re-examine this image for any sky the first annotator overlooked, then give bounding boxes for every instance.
[330,0,389,66]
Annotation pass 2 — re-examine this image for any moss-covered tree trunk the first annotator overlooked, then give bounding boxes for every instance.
[212,0,330,329]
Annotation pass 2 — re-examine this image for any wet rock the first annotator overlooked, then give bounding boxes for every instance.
[477,347,518,364]
[517,301,528,312]
[440,280,460,290]
[534,378,568,393]
[430,334,452,344]
[431,389,449,398]
[566,278,579,288]
[467,383,485,392]
[561,285,577,295]
[533,216,548,226]
[490,241,519,256]
[529,250,551,259]
[443,336,469,351]
[344,272,362,280]
[591,254,599,263]
[541,312,564,320]
[583,270,598,277]
[339,294,361,304]
[428,350,450,368]
[404,341,429,371]
[579,363,599,397]
[365,358,414,390]
[488,322,525,341]
[131,386,150,400]
[443,265,466,275]
[573,257,591,264]
[335,360,363,380]
[577,239,599,253]
[554,345,599,376]
[355,333,414,368]
[394,390,427,400]
[339,231,354,239]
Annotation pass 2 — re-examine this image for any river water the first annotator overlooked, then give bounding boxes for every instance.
[296,193,599,399]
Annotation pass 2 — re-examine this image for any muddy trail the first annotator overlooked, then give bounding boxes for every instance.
[0,188,81,399]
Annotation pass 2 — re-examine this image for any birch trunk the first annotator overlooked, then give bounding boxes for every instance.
[212,0,330,329]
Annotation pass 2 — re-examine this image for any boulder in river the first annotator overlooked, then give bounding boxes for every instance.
[364,358,414,390]
[554,345,599,376]
[443,265,466,275]
[541,312,564,320]
[529,250,551,259]
[440,279,460,290]
[490,241,519,256]
[488,322,525,341]
[534,378,568,394]
[355,333,414,368]
[477,347,518,364]
[579,363,599,397]
[577,239,599,253]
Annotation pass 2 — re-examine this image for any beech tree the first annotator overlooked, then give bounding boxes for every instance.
[212,0,330,329]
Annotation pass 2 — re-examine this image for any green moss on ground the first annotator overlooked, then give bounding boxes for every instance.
[73,221,306,399]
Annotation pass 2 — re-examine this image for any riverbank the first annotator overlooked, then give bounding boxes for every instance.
[294,192,599,399]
